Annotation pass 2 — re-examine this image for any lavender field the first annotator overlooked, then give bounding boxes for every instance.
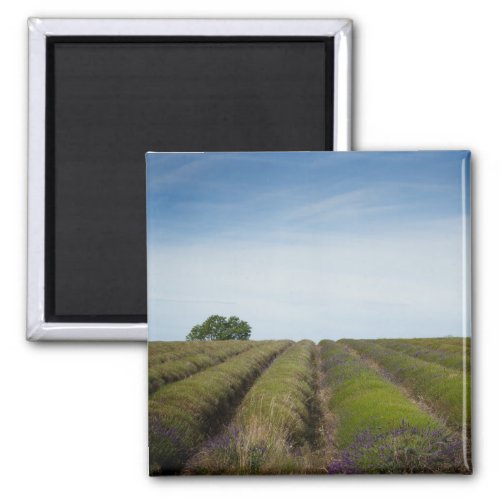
[149,337,471,475]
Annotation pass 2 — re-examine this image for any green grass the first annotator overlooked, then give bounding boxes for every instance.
[188,340,317,474]
[148,340,253,393]
[149,340,291,474]
[340,339,470,431]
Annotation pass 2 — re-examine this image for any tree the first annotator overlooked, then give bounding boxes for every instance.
[186,315,251,341]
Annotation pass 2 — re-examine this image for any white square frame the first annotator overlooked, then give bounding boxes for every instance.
[27,18,353,341]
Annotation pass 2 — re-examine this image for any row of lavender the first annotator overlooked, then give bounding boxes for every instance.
[322,340,469,473]
[149,340,254,393]
[340,338,471,431]
[149,340,291,474]
[186,340,319,474]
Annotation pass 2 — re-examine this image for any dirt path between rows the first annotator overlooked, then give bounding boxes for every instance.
[300,345,339,472]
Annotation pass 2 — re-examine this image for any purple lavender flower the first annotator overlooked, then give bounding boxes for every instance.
[327,420,465,474]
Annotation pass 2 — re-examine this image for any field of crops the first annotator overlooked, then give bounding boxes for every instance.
[149,337,471,475]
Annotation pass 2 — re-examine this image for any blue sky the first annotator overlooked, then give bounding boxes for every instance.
[146,151,470,342]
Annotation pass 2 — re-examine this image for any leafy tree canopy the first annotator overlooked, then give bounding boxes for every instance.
[186,315,251,341]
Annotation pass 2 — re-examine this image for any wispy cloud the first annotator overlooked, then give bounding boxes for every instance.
[285,188,406,222]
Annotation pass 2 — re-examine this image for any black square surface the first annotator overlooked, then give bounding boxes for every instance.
[45,36,334,322]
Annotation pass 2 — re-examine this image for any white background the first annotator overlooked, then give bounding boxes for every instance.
[0,0,497,498]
